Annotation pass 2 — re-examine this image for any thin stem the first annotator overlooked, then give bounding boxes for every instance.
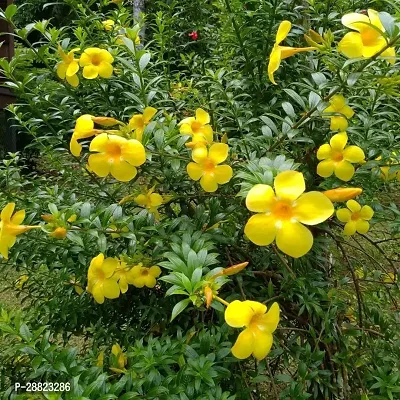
[271,245,296,278]
[214,295,230,307]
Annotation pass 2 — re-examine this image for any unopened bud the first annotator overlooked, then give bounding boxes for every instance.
[204,286,213,308]
[41,214,54,222]
[50,227,67,239]
[323,188,362,202]
[222,262,249,276]
[92,116,121,126]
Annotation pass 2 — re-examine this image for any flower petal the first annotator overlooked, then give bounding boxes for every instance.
[149,265,161,277]
[356,219,370,234]
[246,184,276,213]
[119,276,129,294]
[293,192,334,225]
[244,214,277,246]
[102,258,118,278]
[347,200,361,212]
[231,329,254,359]
[122,139,146,166]
[98,62,113,78]
[257,302,280,333]
[88,153,111,177]
[89,133,108,152]
[330,132,348,151]
[149,194,163,207]
[330,116,348,131]
[343,146,365,163]
[225,300,254,328]
[11,210,25,225]
[209,143,229,164]
[110,160,137,182]
[79,52,92,66]
[243,300,267,315]
[99,49,114,63]
[92,283,105,304]
[1,203,15,222]
[187,162,204,181]
[251,330,273,360]
[200,174,218,192]
[57,63,67,79]
[82,65,99,79]
[336,208,352,222]
[66,74,79,87]
[274,171,305,201]
[214,165,233,184]
[276,20,292,44]
[362,38,386,58]
[367,9,385,32]
[192,145,208,163]
[196,108,210,125]
[268,46,281,85]
[341,13,370,32]
[381,46,396,64]
[317,144,332,160]
[276,220,313,258]
[66,61,79,77]
[338,32,364,58]
[341,105,355,119]
[144,274,157,288]
[334,161,355,182]
[360,205,374,220]
[344,221,357,235]
[143,107,157,123]
[103,279,120,299]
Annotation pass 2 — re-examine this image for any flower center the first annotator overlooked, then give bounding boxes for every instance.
[95,269,105,281]
[106,143,122,159]
[361,28,381,46]
[273,201,293,220]
[141,269,149,276]
[203,159,215,172]
[332,151,344,162]
[351,211,360,221]
[191,121,202,133]
[91,54,102,66]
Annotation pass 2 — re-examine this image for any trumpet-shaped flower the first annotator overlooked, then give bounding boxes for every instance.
[110,344,127,373]
[317,132,365,182]
[114,261,139,293]
[134,187,164,219]
[338,9,396,63]
[323,187,362,202]
[0,203,39,259]
[56,45,80,87]
[128,107,157,142]
[79,48,114,79]
[179,108,213,148]
[376,154,400,182]
[88,133,146,182]
[102,20,115,31]
[70,114,100,157]
[323,95,355,131]
[187,143,233,192]
[336,200,374,235]
[128,265,161,288]
[225,300,280,360]
[244,171,334,258]
[268,20,316,85]
[87,254,120,304]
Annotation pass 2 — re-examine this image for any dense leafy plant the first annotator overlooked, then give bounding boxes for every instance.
[0,0,399,399]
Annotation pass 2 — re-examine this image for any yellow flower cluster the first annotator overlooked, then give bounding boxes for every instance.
[180,109,233,192]
[86,253,161,304]
[57,46,114,86]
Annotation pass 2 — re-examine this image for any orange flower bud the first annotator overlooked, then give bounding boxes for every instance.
[92,116,121,126]
[50,227,67,239]
[204,286,213,308]
[41,214,54,222]
[323,188,362,202]
[222,262,249,276]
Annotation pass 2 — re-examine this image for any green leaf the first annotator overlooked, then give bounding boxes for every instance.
[19,324,32,341]
[139,53,151,71]
[5,4,18,20]
[170,299,191,322]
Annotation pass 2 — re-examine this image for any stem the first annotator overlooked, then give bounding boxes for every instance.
[214,295,230,307]
[271,245,296,278]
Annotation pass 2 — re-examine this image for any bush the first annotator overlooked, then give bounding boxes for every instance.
[0,0,399,399]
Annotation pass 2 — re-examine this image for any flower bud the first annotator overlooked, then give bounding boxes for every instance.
[92,116,121,126]
[50,227,67,239]
[222,262,249,276]
[323,188,362,202]
[41,214,54,222]
[204,286,213,308]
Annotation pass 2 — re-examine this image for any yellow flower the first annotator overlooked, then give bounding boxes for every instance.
[134,187,164,219]
[15,275,28,289]
[56,45,80,87]
[336,200,374,235]
[88,133,146,182]
[323,95,355,131]
[116,33,141,46]
[0,203,39,259]
[128,107,157,142]
[268,20,316,85]
[114,261,140,293]
[108,224,129,238]
[87,253,120,304]
[377,154,400,182]
[96,351,104,367]
[187,143,233,192]
[244,171,334,258]
[179,108,213,148]
[225,301,280,360]
[323,187,363,202]
[338,9,396,63]
[70,114,100,157]
[129,265,161,288]
[317,132,365,182]
[110,344,127,373]
[102,19,115,31]
[79,48,114,79]
[383,272,397,283]
[50,227,67,239]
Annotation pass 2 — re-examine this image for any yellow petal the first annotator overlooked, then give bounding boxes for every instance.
[330,116,348,131]
[90,253,105,270]
[201,125,214,143]
[245,184,276,213]
[341,13,370,32]
[187,162,203,181]
[323,188,362,202]
[119,276,129,294]
[336,208,352,222]
[231,328,254,359]
[102,279,120,299]
[367,9,384,32]
[143,106,157,123]
[274,171,305,201]
[244,214,277,246]
[90,133,109,152]
[192,145,208,163]
[88,153,111,177]
[347,200,361,213]
[102,258,118,278]
[92,283,105,304]
[344,221,357,235]
[149,265,161,277]
[214,165,233,185]
[268,46,281,85]
[121,139,146,166]
[381,46,396,64]
[66,61,79,77]
[356,219,370,234]
[257,302,280,333]
[200,174,218,192]
[79,52,92,67]
[225,300,254,328]
[362,38,386,58]
[341,105,355,119]
[99,49,114,64]
[66,74,79,87]
[330,132,348,151]
[243,300,267,315]
[149,194,163,207]
[276,20,292,44]
[251,330,273,360]
[360,205,374,220]
[110,161,137,182]
[280,46,316,59]
[276,221,313,258]
[338,32,364,58]
[1,203,15,222]
[334,161,355,182]
[57,63,67,79]
[98,62,113,78]
[83,65,99,79]
[209,143,229,164]
[293,192,334,225]
[329,95,346,111]
[317,144,332,160]
[76,114,94,133]
[343,146,365,163]
[144,274,157,288]
[195,108,210,125]
[129,115,144,130]
[10,210,25,225]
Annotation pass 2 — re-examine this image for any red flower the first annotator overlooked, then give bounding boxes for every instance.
[189,31,198,41]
